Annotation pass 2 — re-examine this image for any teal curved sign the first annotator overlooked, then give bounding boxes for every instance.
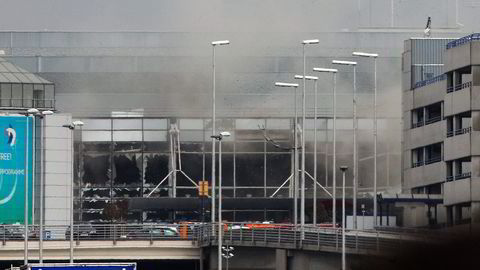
[0,116,33,224]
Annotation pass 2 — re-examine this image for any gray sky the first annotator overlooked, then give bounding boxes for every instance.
[1,0,478,32]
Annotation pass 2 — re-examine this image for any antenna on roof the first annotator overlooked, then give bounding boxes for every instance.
[424,16,432,37]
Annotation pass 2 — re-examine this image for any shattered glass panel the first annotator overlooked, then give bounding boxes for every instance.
[236,154,264,187]
[114,141,143,152]
[113,153,142,186]
[82,188,111,199]
[144,141,169,152]
[266,153,291,187]
[82,154,111,187]
[176,188,196,198]
[113,187,141,198]
[143,153,170,187]
[177,154,203,186]
[83,142,111,152]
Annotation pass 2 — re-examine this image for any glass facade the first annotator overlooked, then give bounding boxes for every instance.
[75,116,398,223]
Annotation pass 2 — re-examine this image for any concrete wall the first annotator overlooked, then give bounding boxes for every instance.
[404,120,444,150]
[404,162,445,189]
[444,177,471,205]
[444,86,471,117]
[444,132,471,161]
[43,114,72,227]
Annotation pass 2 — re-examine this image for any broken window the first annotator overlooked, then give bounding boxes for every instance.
[236,154,264,187]
[82,154,111,187]
[113,153,142,186]
[143,153,170,186]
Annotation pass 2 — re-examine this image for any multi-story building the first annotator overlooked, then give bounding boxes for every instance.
[402,34,480,226]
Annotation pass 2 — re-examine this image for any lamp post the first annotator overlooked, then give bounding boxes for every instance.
[39,110,54,264]
[301,39,319,235]
[62,120,84,264]
[339,166,348,270]
[211,131,231,270]
[332,60,358,229]
[353,51,379,227]
[275,82,299,226]
[22,108,39,266]
[222,245,234,270]
[313,68,338,227]
[294,75,318,225]
[211,40,230,228]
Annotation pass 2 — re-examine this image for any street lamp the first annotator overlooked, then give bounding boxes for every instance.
[222,245,235,270]
[22,108,39,266]
[294,75,319,225]
[353,51,379,227]
[301,39,319,236]
[38,110,54,264]
[313,67,338,228]
[332,59,358,230]
[211,131,231,270]
[275,82,299,226]
[211,40,230,228]
[62,120,84,264]
[339,165,348,270]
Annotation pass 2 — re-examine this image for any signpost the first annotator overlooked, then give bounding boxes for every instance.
[0,116,33,224]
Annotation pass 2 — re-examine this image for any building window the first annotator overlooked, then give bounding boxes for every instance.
[411,108,424,128]
[424,143,442,165]
[412,147,424,168]
[425,102,442,125]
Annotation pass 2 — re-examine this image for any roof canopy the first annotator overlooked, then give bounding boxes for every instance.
[0,57,52,84]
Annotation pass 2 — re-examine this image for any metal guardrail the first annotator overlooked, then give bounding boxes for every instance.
[447,81,472,93]
[446,33,480,49]
[424,116,441,125]
[0,223,434,254]
[413,74,447,90]
[0,98,55,108]
[447,127,472,138]
[424,156,442,165]
[411,121,424,129]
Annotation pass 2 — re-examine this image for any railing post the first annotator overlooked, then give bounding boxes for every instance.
[2,225,5,245]
[251,227,254,244]
[264,228,267,243]
[317,230,320,250]
[355,231,358,252]
[277,226,281,245]
[150,224,153,244]
[239,224,243,243]
[113,224,117,245]
[335,228,339,251]
[376,231,379,252]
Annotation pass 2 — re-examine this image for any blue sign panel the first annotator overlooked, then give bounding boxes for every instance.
[31,266,136,270]
[0,116,33,224]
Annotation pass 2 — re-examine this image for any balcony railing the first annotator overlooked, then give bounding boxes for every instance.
[424,156,442,165]
[447,81,472,93]
[446,33,480,49]
[412,161,424,168]
[0,98,55,109]
[413,74,447,90]
[411,121,424,129]
[425,116,441,125]
[447,172,472,182]
[447,127,472,137]
[455,126,472,136]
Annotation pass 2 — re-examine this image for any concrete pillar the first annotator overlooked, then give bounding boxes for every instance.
[275,249,287,270]
[446,205,453,226]
[471,202,480,224]
[454,205,462,224]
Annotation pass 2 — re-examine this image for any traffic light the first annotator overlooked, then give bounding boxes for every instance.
[198,180,209,197]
